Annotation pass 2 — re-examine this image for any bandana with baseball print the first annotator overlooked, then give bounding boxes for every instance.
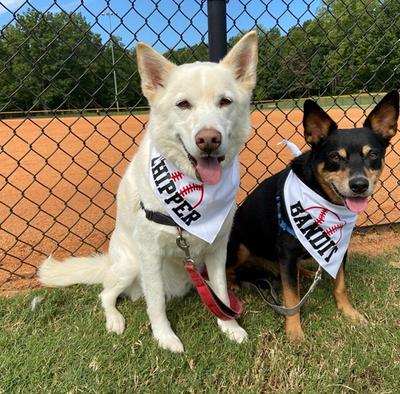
[283,170,358,278]
[149,145,240,244]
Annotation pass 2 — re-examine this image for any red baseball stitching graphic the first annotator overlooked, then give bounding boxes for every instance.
[305,206,346,244]
[179,183,203,197]
[166,164,204,208]
[171,171,183,182]
[179,183,204,208]
[315,208,328,225]
[325,223,345,236]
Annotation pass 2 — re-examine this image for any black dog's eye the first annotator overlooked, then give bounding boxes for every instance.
[219,97,232,107]
[328,152,341,162]
[367,150,379,160]
[176,100,192,110]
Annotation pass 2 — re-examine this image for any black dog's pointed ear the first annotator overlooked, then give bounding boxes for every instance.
[364,90,399,141]
[303,100,338,146]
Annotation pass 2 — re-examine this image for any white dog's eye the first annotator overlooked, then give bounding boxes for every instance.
[219,97,232,107]
[176,100,192,110]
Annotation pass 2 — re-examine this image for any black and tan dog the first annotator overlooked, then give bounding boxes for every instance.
[227,91,399,341]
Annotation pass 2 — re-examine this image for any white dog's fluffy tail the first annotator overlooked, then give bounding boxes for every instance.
[39,254,111,287]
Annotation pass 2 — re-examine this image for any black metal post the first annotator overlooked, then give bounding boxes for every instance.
[207,0,227,62]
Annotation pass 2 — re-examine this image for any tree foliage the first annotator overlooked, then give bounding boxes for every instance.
[0,1,398,112]
[0,9,141,111]
[250,0,399,100]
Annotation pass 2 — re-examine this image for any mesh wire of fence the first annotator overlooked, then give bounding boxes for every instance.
[0,0,399,292]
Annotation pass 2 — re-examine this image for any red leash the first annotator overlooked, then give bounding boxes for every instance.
[184,263,243,320]
[176,228,243,320]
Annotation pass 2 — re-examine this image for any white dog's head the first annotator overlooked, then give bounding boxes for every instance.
[136,32,258,185]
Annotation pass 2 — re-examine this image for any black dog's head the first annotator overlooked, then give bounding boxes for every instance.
[303,90,399,213]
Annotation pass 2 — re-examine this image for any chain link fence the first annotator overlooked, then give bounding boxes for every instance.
[1,0,399,293]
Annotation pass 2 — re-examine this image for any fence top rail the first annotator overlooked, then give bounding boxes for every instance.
[0,92,388,119]
[0,106,150,117]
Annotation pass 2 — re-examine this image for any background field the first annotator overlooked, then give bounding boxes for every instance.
[1,104,400,293]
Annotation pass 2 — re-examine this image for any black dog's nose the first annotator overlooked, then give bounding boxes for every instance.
[349,177,369,194]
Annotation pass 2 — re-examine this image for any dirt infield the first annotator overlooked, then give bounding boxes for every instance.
[1,107,400,293]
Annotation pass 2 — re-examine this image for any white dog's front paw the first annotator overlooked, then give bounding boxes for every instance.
[154,331,184,353]
[218,319,248,344]
[105,311,126,335]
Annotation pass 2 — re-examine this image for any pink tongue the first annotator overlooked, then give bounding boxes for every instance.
[196,157,222,185]
[345,197,368,213]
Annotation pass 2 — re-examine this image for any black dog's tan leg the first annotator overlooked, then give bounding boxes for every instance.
[226,243,250,289]
[333,261,367,324]
[280,261,304,341]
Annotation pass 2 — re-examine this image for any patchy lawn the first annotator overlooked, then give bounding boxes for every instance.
[1,251,400,393]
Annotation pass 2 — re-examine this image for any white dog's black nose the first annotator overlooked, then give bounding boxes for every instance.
[195,128,221,154]
[349,177,369,194]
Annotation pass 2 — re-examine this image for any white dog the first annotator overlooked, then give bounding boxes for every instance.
[39,31,258,352]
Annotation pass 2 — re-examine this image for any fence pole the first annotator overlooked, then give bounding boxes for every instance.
[207,0,227,62]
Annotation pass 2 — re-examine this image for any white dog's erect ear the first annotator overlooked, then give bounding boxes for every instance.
[221,31,258,92]
[136,43,176,101]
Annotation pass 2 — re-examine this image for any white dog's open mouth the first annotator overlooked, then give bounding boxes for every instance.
[190,154,225,185]
[179,137,225,185]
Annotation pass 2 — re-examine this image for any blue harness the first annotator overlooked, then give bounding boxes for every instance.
[276,194,296,237]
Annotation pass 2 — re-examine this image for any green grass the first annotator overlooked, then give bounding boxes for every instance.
[1,251,400,393]
[255,92,387,111]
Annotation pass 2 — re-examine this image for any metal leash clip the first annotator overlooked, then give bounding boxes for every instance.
[176,227,195,264]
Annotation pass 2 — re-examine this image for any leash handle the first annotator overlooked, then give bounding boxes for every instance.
[176,227,243,320]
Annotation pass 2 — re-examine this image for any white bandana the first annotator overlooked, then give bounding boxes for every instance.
[149,145,240,244]
[283,170,358,278]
